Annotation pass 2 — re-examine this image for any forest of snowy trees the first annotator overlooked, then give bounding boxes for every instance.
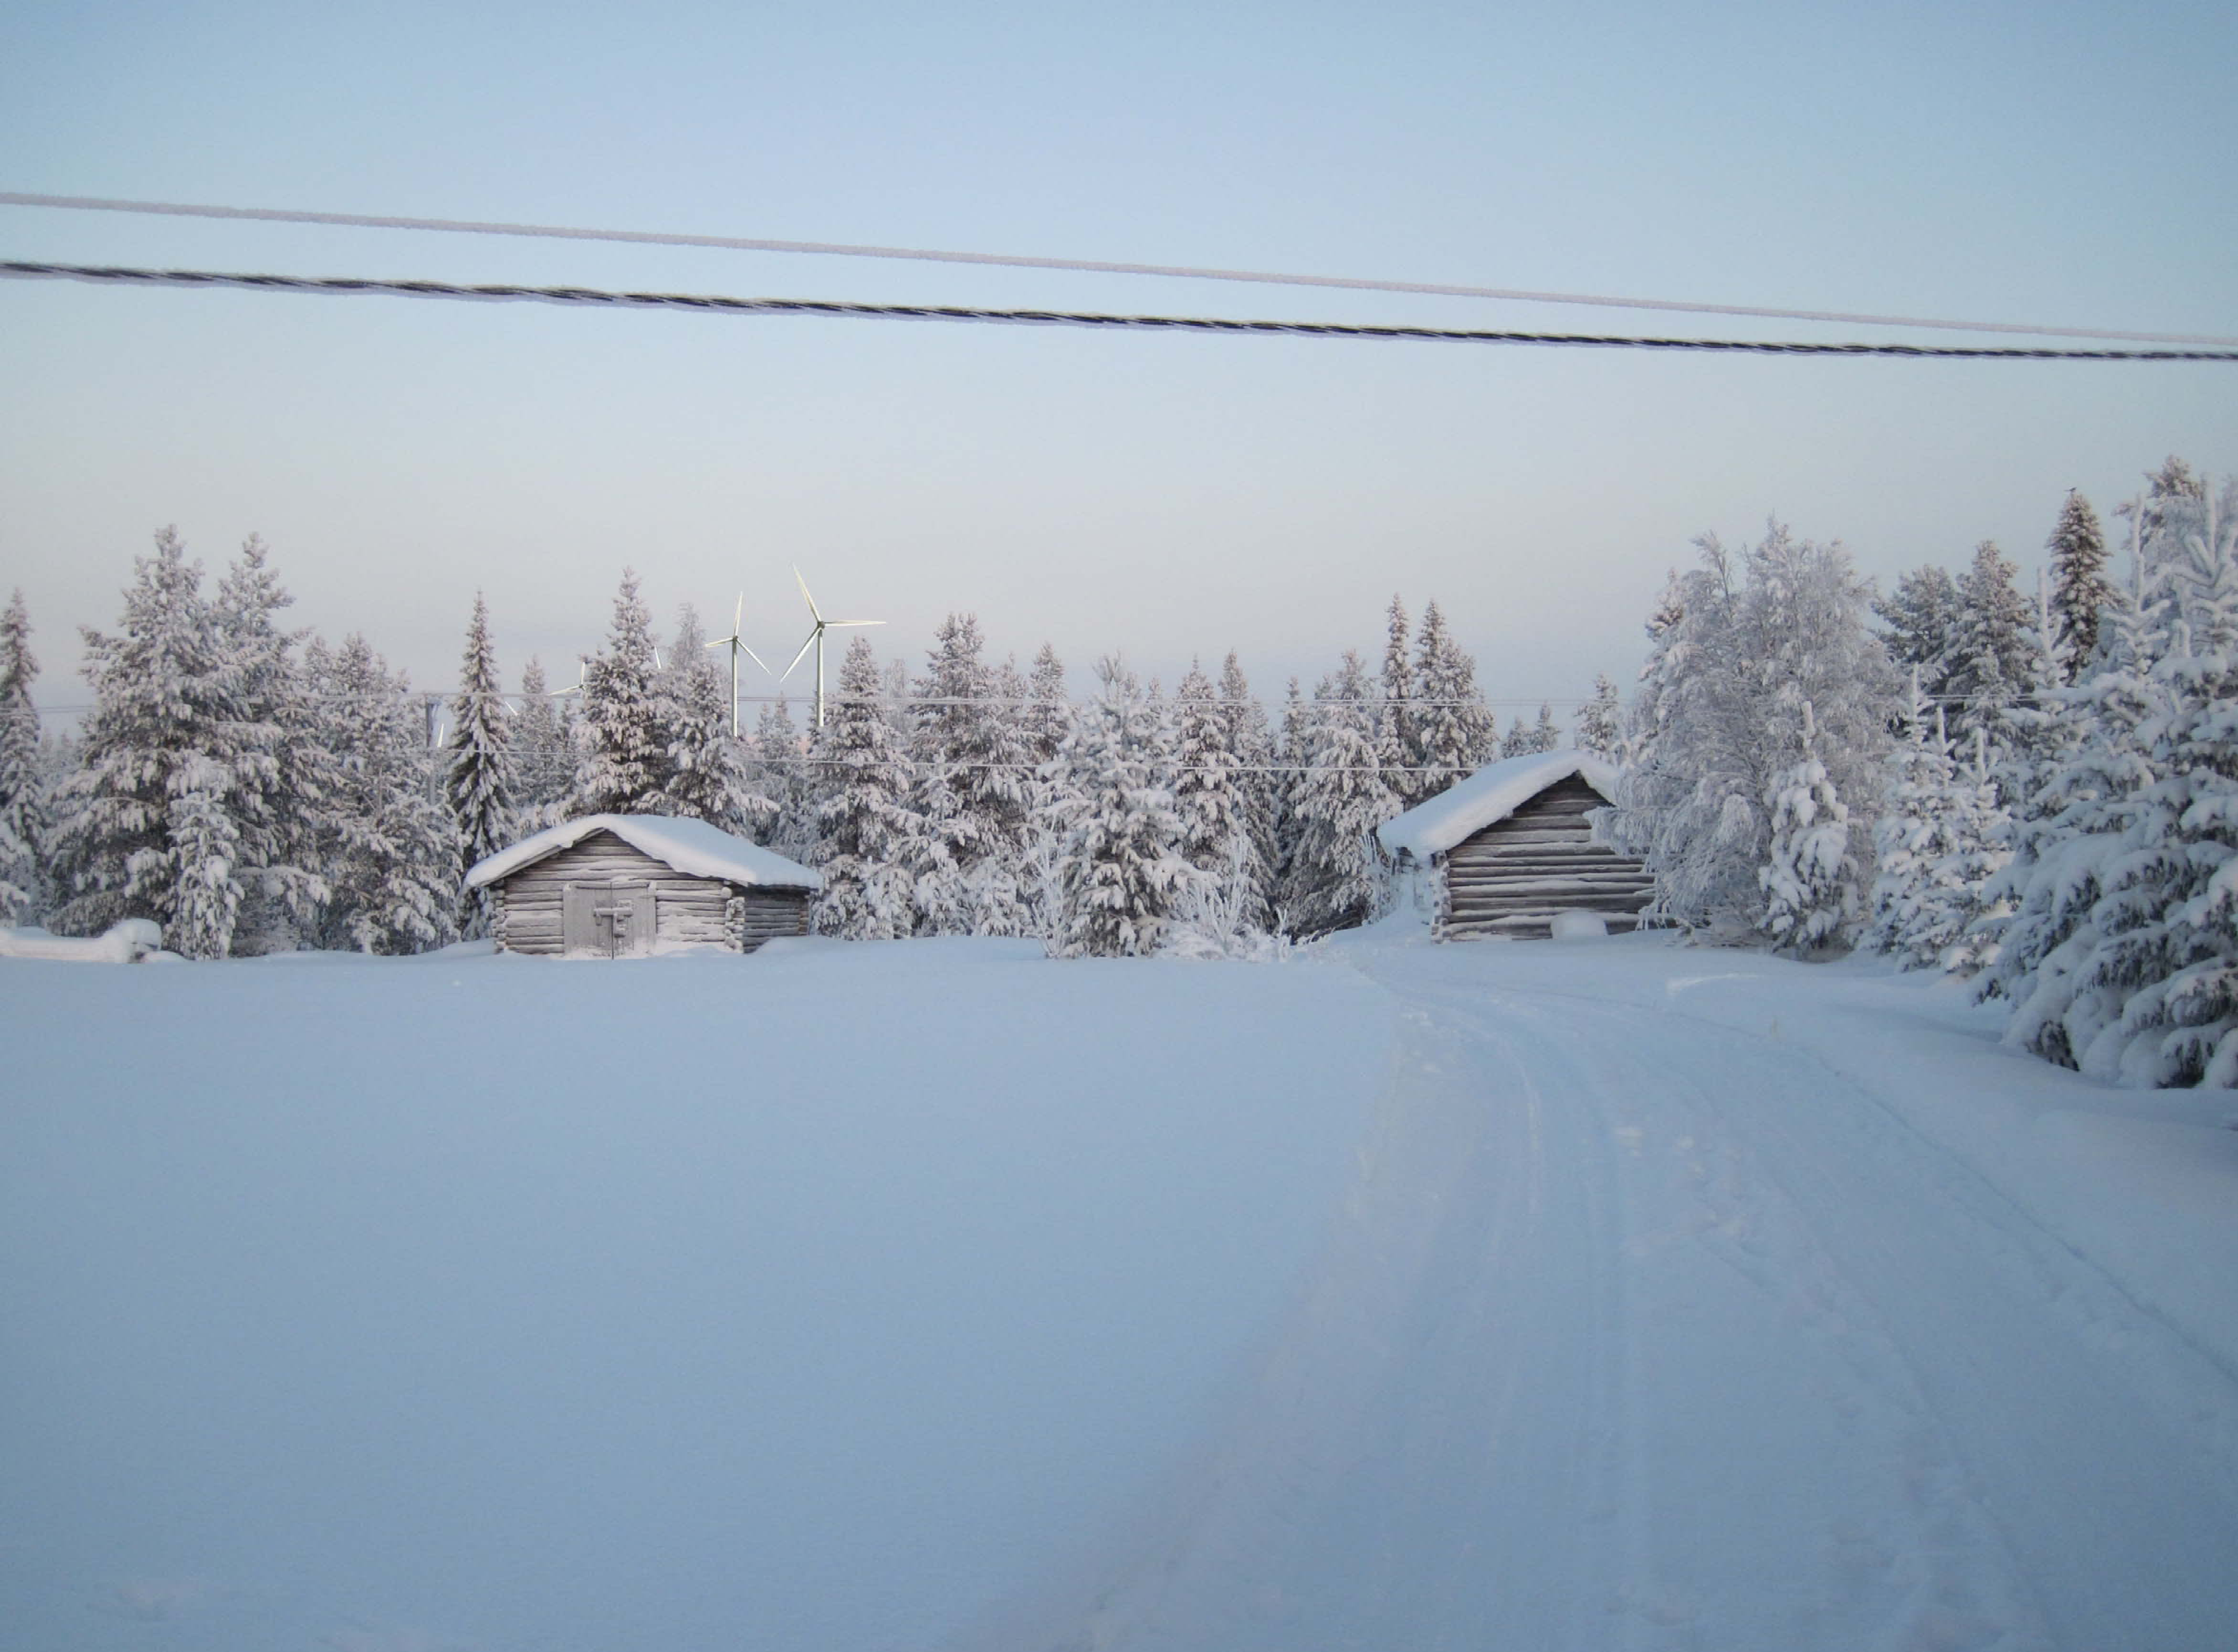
[3,454,2232,1087]
[0,557,1520,963]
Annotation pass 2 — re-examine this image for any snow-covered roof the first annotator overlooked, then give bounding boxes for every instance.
[467,815,823,892]
[1376,750,1621,860]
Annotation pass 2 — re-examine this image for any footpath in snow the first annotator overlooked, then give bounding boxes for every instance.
[5,932,2237,1651]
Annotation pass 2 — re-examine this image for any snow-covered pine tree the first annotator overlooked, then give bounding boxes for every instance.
[1977,531,2162,1067]
[963,656,1037,936]
[1219,649,1280,926]
[748,692,814,859]
[1499,716,1531,758]
[1409,600,1496,793]
[1603,523,1896,943]
[1758,702,1857,954]
[809,636,919,940]
[509,659,575,825]
[2081,478,2238,1084]
[1377,595,1420,805]
[1271,675,1308,913]
[313,635,459,954]
[1576,674,1622,760]
[1874,564,1964,705]
[1865,676,1964,967]
[906,613,1029,935]
[443,592,518,936]
[1530,701,1561,753]
[0,589,43,922]
[1935,724,2013,977]
[2046,490,2114,680]
[572,570,671,815]
[1019,643,1078,936]
[1051,656,1198,958]
[1173,659,1265,931]
[1945,541,2043,750]
[661,603,772,835]
[212,536,329,952]
[1280,650,1396,938]
[48,528,248,957]
[1022,643,1071,769]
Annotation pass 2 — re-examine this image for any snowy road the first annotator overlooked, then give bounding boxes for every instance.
[7,937,2237,1652]
[1032,942,2238,1652]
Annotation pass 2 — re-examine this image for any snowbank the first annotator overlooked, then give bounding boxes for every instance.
[465,813,822,891]
[0,918,169,962]
[1375,747,1619,859]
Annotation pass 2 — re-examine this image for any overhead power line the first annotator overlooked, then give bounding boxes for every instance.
[3,188,2231,349]
[5,261,2235,361]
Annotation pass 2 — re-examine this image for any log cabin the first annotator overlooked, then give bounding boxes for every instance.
[466,815,821,957]
[1376,751,1654,940]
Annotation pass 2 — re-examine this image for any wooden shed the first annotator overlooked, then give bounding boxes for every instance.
[466,814,820,957]
[1376,751,1654,940]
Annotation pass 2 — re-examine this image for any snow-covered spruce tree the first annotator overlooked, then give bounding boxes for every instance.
[0,589,44,922]
[1865,676,1964,967]
[809,636,919,940]
[1874,564,1964,706]
[1976,546,2162,1066]
[509,659,576,826]
[906,613,1030,935]
[47,528,247,956]
[1945,540,2044,751]
[1219,649,1280,926]
[1018,642,1078,937]
[444,592,518,936]
[1173,659,1265,931]
[1280,650,1396,939]
[1603,523,1897,945]
[312,635,458,954]
[962,656,1038,936]
[213,536,330,952]
[1377,595,1420,806]
[1499,716,1531,758]
[571,569,672,815]
[2080,478,2238,1084]
[1271,676,1309,913]
[1758,703,1858,954]
[1409,600,1496,794]
[747,692,814,859]
[1051,656,1199,958]
[1530,701,1562,754]
[1576,673,1622,760]
[661,604,772,835]
[2047,490,2114,680]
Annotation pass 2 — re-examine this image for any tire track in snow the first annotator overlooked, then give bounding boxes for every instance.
[1444,972,2238,1652]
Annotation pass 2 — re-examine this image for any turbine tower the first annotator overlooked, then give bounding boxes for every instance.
[707,593,769,736]
[780,567,884,729]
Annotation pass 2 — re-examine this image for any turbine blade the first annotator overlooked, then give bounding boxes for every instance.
[779,630,818,682]
[734,591,745,633]
[827,619,886,629]
[743,644,770,673]
[794,566,823,624]
[704,636,730,651]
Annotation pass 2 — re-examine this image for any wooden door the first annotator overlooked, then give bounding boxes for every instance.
[563,882,657,957]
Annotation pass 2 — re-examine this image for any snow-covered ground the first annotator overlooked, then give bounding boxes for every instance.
[5,932,2236,1651]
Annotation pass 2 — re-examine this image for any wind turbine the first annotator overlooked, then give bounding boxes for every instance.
[780,567,884,729]
[707,593,769,736]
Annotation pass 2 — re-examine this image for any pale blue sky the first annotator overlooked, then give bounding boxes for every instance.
[3,0,2234,712]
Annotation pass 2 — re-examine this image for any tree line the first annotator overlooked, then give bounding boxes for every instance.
[0,551,1595,960]
[1602,457,2236,1088]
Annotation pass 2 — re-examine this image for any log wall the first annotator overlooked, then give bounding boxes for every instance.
[489,830,811,956]
[1439,775,1654,941]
